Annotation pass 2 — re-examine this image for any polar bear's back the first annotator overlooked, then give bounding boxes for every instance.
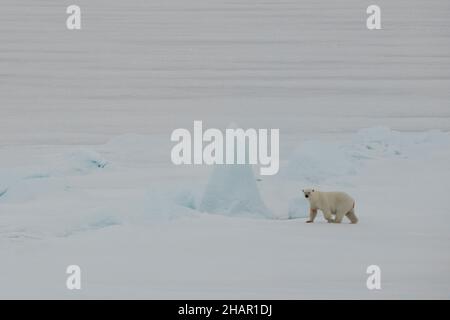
[320,191,354,213]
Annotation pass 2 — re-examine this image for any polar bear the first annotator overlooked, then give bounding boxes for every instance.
[302,188,358,224]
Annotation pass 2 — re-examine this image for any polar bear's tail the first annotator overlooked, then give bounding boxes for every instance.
[347,202,358,224]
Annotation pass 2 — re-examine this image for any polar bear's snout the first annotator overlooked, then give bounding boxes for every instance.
[302,188,315,199]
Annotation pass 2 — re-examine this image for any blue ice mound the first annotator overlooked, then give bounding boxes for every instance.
[199,163,271,218]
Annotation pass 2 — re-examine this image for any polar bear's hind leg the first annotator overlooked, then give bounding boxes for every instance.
[334,209,346,223]
[346,209,358,224]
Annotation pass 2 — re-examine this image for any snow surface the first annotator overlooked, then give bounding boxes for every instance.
[1,128,450,299]
[1,0,450,299]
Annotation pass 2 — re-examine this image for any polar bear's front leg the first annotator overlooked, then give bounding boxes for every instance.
[334,210,346,223]
[323,209,334,223]
[306,208,317,223]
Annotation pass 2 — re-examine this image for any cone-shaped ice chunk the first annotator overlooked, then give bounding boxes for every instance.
[199,163,271,218]
[199,122,271,218]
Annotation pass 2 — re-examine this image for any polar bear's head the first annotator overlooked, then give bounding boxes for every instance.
[302,188,315,199]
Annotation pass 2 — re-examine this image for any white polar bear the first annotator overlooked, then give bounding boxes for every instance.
[302,188,358,224]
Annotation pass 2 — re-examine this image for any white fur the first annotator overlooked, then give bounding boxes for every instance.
[302,189,358,224]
